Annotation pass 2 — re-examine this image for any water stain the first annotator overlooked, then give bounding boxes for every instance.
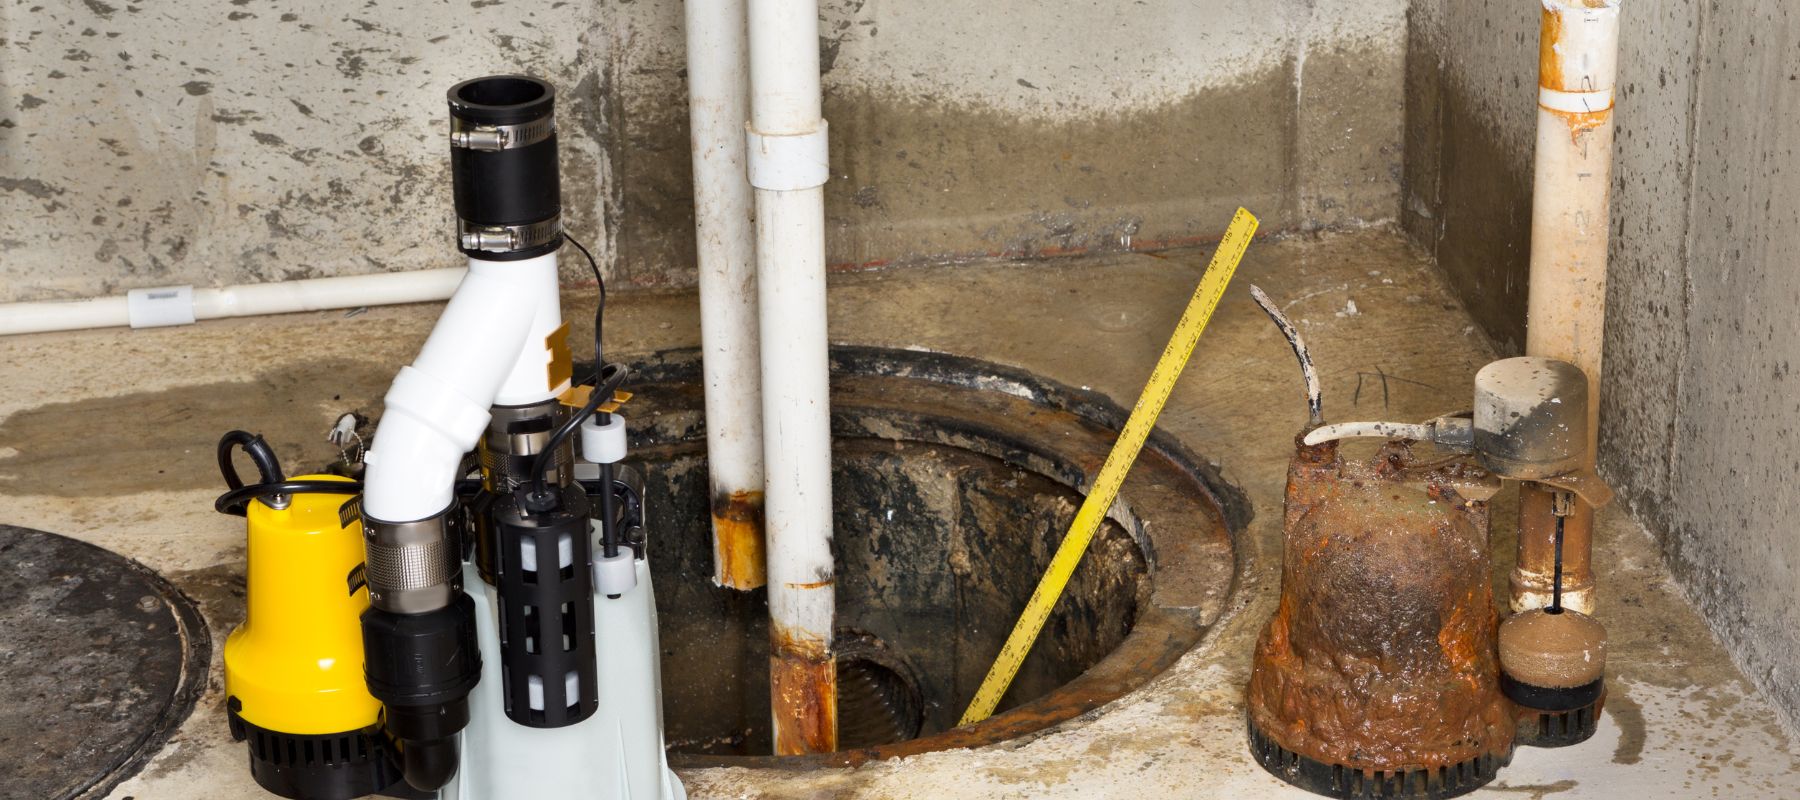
[1487,780,1578,799]
[821,71,1296,270]
[1402,29,1534,356]
[1608,685,1647,765]
[0,359,390,497]
[608,46,1402,287]
[167,557,247,640]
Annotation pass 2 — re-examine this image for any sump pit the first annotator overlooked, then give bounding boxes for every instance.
[619,347,1247,765]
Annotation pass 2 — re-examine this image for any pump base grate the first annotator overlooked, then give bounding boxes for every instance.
[1247,717,1508,800]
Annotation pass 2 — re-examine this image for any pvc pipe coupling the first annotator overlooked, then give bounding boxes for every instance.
[745,121,829,191]
[448,75,564,261]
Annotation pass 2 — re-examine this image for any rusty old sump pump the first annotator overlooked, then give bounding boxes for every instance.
[1244,288,1611,799]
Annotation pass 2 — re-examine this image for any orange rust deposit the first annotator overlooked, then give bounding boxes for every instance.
[1546,107,1611,145]
[711,490,766,590]
[1248,438,1515,779]
[769,629,838,756]
[1537,8,1567,91]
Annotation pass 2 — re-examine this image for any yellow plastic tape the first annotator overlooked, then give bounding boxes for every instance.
[959,207,1259,726]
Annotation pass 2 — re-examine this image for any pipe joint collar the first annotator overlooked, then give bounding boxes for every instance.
[1539,86,1613,114]
[383,366,493,453]
[447,75,562,261]
[126,285,196,328]
[364,503,464,614]
[746,120,829,191]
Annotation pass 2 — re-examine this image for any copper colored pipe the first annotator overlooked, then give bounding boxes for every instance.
[1514,483,1594,613]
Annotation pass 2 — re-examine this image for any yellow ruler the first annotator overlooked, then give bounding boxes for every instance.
[959,207,1259,726]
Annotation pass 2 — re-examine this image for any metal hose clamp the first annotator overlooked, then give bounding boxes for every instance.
[449,115,555,151]
[364,504,464,614]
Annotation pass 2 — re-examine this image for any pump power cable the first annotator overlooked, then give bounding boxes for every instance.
[958,207,1258,726]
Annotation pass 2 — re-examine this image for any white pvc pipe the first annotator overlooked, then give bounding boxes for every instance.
[0,268,468,336]
[1519,0,1618,615]
[685,0,768,590]
[747,0,836,754]
[364,254,564,521]
[1526,0,1618,456]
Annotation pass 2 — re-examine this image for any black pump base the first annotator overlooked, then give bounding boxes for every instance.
[227,702,407,800]
[1502,674,1605,748]
[1247,717,1508,800]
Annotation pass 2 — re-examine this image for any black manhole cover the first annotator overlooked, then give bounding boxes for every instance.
[0,525,210,799]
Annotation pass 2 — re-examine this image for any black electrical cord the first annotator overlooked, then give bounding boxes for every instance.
[517,229,623,508]
[217,430,285,490]
[523,363,630,503]
[1549,512,1566,614]
[214,479,361,516]
[564,231,605,368]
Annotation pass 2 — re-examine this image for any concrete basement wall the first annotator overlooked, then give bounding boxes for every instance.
[1404,0,1800,729]
[0,0,1404,303]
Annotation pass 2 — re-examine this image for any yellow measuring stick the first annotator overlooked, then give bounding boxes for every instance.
[958,207,1259,726]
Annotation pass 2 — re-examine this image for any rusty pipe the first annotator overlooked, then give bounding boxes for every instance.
[1518,0,1618,614]
[1515,482,1595,611]
[685,0,770,591]
[748,0,838,754]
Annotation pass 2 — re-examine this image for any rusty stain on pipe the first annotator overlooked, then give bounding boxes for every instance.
[1522,0,1618,615]
[711,489,767,589]
[770,622,838,756]
[1513,482,1595,612]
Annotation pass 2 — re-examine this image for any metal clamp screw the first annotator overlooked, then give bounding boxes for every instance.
[449,116,554,151]
[460,228,518,251]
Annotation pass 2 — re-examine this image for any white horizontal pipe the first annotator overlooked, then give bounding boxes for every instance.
[364,254,563,521]
[0,295,129,335]
[0,268,468,336]
[686,0,768,589]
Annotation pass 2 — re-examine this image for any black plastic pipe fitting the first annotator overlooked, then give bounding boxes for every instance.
[447,75,563,261]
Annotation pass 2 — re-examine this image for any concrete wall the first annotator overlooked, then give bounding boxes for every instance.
[0,0,1407,302]
[1404,0,1800,728]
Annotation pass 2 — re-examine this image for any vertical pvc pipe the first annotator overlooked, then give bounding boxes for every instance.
[1517,0,1619,615]
[747,0,837,755]
[685,0,769,591]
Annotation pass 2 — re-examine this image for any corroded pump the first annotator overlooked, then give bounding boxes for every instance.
[1242,287,1611,799]
[1246,435,1515,798]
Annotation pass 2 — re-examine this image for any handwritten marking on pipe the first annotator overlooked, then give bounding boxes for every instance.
[959,207,1259,726]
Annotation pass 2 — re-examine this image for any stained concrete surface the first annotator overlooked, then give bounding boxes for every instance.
[0,229,1793,798]
[1404,0,1800,735]
[0,526,207,800]
[0,0,1405,301]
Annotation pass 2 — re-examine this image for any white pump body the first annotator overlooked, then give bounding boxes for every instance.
[360,252,684,799]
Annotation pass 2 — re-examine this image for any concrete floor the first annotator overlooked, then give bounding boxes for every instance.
[1,228,1793,799]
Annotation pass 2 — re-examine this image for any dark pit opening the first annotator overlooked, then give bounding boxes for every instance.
[456,77,547,108]
[618,347,1247,766]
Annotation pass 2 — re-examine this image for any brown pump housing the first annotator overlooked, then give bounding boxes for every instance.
[1247,436,1515,798]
